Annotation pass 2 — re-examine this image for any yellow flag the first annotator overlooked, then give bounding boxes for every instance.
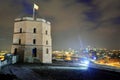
[34,3,39,10]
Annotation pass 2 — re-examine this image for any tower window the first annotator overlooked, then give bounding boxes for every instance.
[20,28,22,33]
[45,30,48,35]
[46,40,48,45]
[14,48,17,55]
[46,48,49,54]
[33,39,36,44]
[33,28,36,33]
[32,48,37,57]
[19,39,21,44]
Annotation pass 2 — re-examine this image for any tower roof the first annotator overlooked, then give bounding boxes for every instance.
[15,17,51,24]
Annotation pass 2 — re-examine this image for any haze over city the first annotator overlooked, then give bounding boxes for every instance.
[0,0,120,50]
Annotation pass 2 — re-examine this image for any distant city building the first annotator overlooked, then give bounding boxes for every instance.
[11,17,52,63]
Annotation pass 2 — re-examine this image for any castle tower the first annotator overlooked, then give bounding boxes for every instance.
[11,17,52,63]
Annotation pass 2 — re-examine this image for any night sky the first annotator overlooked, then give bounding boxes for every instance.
[0,0,120,51]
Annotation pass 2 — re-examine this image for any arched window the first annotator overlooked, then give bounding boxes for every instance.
[46,40,48,45]
[14,48,17,55]
[46,48,49,54]
[33,39,36,44]
[33,28,36,33]
[19,39,21,44]
[20,28,22,33]
[32,48,37,57]
[45,30,48,35]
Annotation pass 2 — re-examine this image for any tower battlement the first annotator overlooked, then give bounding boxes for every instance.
[15,17,51,24]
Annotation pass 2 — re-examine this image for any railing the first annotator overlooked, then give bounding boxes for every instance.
[0,56,17,70]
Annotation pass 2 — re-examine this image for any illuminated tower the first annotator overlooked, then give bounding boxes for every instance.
[11,17,52,63]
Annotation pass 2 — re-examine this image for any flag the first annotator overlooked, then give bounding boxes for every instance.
[34,3,39,10]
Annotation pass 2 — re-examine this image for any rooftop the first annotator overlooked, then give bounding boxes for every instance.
[15,17,51,24]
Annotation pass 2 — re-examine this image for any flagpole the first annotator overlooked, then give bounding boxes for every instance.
[33,3,39,20]
[33,7,35,20]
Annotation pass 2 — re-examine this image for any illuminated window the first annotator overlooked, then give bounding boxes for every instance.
[20,28,22,33]
[46,40,48,45]
[46,48,49,54]
[19,39,21,44]
[33,39,36,44]
[33,28,36,33]
[32,48,37,57]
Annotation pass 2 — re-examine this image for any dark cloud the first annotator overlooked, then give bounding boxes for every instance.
[84,9,101,22]
[76,0,93,5]
[111,16,120,25]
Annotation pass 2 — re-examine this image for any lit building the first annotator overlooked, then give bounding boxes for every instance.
[11,17,52,63]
